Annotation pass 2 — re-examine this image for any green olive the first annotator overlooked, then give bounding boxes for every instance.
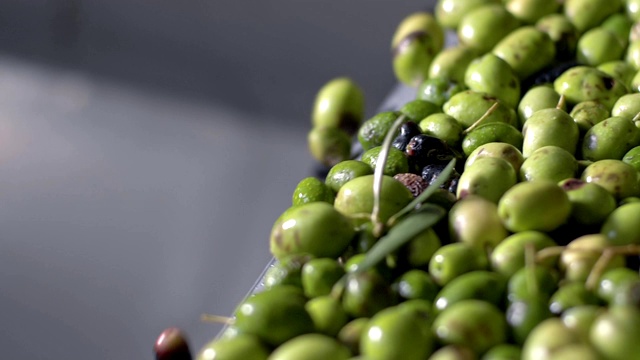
[581,159,640,199]
[506,296,553,345]
[498,180,572,232]
[443,90,517,129]
[358,111,404,151]
[270,202,355,260]
[197,335,269,360]
[490,231,556,277]
[361,146,409,177]
[563,0,622,33]
[301,258,345,298]
[308,127,352,167]
[576,27,625,66]
[312,77,364,135]
[560,234,625,282]
[457,157,518,203]
[481,344,522,360]
[457,4,520,54]
[601,202,640,245]
[536,14,579,61]
[263,254,312,290]
[507,266,560,304]
[569,100,610,132]
[522,318,581,360]
[393,269,439,302]
[417,78,467,108]
[597,267,640,304]
[465,142,524,173]
[560,305,605,342]
[429,242,488,286]
[400,99,441,123]
[269,334,351,360]
[448,195,509,249]
[433,300,507,354]
[337,318,369,356]
[492,26,556,80]
[325,160,374,194]
[292,177,334,206]
[433,270,507,314]
[553,66,629,110]
[462,122,524,157]
[305,295,349,336]
[361,305,434,360]
[590,306,640,360]
[418,113,464,147]
[435,0,501,29]
[233,286,314,347]
[548,282,601,315]
[464,53,521,109]
[522,108,579,157]
[519,146,578,183]
[428,45,478,84]
[559,178,617,226]
[517,85,562,127]
[504,0,559,24]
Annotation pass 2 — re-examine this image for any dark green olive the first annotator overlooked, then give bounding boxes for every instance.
[433,300,507,354]
[361,305,434,360]
[342,271,396,318]
[269,334,351,360]
[429,242,489,286]
[507,266,560,304]
[325,160,374,194]
[434,270,507,314]
[233,286,314,347]
[549,282,601,315]
[506,296,553,345]
[308,127,352,167]
[306,295,349,336]
[301,258,344,298]
[263,254,313,291]
[358,111,404,151]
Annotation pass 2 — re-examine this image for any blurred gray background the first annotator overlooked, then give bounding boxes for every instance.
[0,1,428,358]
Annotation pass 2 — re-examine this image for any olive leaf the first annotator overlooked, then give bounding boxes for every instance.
[371,114,407,236]
[386,158,456,227]
[351,204,445,274]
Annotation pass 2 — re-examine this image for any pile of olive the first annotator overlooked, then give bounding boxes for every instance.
[156,1,640,359]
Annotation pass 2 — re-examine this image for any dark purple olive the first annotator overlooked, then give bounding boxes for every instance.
[421,164,460,194]
[406,134,457,173]
[392,121,422,152]
[154,327,192,360]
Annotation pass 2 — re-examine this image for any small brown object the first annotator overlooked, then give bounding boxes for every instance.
[393,173,427,198]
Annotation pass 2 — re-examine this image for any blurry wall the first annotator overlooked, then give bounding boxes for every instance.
[0,0,428,124]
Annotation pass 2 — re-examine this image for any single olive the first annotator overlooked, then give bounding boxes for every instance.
[462,122,524,157]
[601,202,640,245]
[522,108,579,157]
[581,159,640,199]
[506,296,553,345]
[457,4,520,54]
[576,27,625,66]
[433,300,507,354]
[590,306,640,360]
[507,266,560,304]
[418,113,463,148]
[393,269,439,302]
[547,344,602,360]
[433,270,507,314]
[457,157,518,203]
[428,45,478,84]
[481,344,521,360]
[312,77,364,135]
[448,195,509,249]
[305,295,349,336]
[549,282,601,315]
[196,335,269,360]
[569,100,610,132]
[358,111,404,151]
[429,345,477,360]
[435,0,501,29]
[498,180,572,232]
[465,142,524,173]
[560,305,605,342]
[337,318,369,356]
[521,318,581,360]
[361,305,434,360]
[400,99,441,123]
[292,177,334,207]
[610,278,640,307]
[429,242,488,286]
[564,0,622,33]
[443,90,517,129]
[559,178,617,226]
[517,85,562,127]
[581,116,640,161]
[597,267,640,304]
[392,12,444,86]
[361,146,409,177]
[263,254,313,290]
[155,327,192,360]
[301,258,344,298]
[519,146,577,183]
[417,77,466,108]
[623,146,640,171]
[598,60,636,88]
[334,175,414,226]
[269,334,351,360]
[601,13,634,47]
[553,66,629,110]
[464,53,521,109]
[233,286,314,347]
[325,160,374,194]
[342,271,396,318]
[626,40,640,69]
[308,127,352,167]
[611,93,640,122]
[493,26,556,80]
[398,228,443,269]
[504,0,559,24]
[491,231,557,277]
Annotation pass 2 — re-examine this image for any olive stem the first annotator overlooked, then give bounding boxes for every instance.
[585,244,640,290]
[556,94,566,110]
[200,314,235,325]
[535,246,566,263]
[461,101,500,135]
[371,114,407,237]
[632,111,640,124]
